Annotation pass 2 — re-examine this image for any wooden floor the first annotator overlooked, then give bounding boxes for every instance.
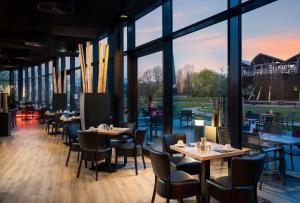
[0,119,299,203]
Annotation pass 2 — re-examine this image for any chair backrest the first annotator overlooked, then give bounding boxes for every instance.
[204,126,217,143]
[77,130,110,151]
[120,122,136,135]
[67,121,81,140]
[264,123,283,134]
[134,128,147,147]
[148,148,170,182]
[218,128,230,145]
[231,154,265,188]
[162,133,186,154]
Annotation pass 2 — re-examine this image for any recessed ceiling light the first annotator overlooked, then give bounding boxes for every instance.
[25,41,47,48]
[120,14,128,19]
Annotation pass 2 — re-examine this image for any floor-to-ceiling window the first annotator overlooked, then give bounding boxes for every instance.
[172,21,228,141]
[41,63,46,105]
[28,67,32,102]
[34,66,38,104]
[242,0,300,135]
[138,52,163,139]
[13,70,18,101]
[0,71,10,92]
[74,57,81,110]
[65,57,70,109]
[49,61,53,106]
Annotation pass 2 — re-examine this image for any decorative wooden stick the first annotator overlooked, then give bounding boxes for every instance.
[102,44,109,93]
[98,42,103,93]
[212,97,216,127]
[57,65,61,94]
[52,66,57,94]
[78,44,87,93]
[63,68,67,94]
[86,41,92,93]
[2,93,8,113]
[218,97,222,127]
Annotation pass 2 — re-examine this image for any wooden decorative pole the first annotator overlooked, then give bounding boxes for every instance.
[86,41,92,93]
[212,98,216,127]
[98,42,104,93]
[57,65,61,94]
[218,97,223,127]
[52,66,57,94]
[102,44,109,93]
[78,44,87,93]
[63,68,67,94]
[2,93,8,113]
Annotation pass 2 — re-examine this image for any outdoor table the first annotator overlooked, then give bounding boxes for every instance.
[170,142,247,203]
[243,132,300,185]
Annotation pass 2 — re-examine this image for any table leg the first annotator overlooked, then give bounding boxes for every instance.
[201,160,210,203]
[279,147,286,185]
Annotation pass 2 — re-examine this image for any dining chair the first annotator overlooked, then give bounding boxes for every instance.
[206,154,265,203]
[162,133,201,179]
[77,130,112,181]
[110,122,136,147]
[285,126,300,170]
[218,127,230,145]
[115,128,147,175]
[148,148,201,203]
[65,121,81,166]
[204,125,218,143]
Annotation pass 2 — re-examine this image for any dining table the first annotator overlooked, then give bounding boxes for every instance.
[170,142,248,203]
[87,126,130,172]
[243,131,300,185]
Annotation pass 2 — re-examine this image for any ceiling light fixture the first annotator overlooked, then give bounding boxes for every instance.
[37,0,75,15]
[120,14,128,19]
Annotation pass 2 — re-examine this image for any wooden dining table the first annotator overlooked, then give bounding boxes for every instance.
[96,127,130,136]
[171,142,248,203]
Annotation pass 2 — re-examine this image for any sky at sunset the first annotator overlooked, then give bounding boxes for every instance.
[136,0,300,78]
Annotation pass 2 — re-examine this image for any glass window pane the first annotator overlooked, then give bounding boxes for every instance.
[123,56,128,121]
[123,26,127,51]
[138,52,163,142]
[173,0,227,31]
[74,68,81,110]
[66,57,70,70]
[135,6,162,46]
[173,22,228,141]
[242,0,300,136]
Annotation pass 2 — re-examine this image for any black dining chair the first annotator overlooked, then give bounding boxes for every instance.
[115,128,147,175]
[77,130,112,181]
[206,154,265,203]
[110,122,136,147]
[149,148,201,203]
[162,133,201,179]
[65,121,81,166]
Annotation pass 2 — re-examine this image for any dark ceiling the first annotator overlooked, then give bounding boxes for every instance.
[0,0,156,69]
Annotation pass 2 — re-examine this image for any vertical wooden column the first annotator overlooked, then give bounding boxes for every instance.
[127,21,137,123]
[162,0,173,134]
[228,0,242,148]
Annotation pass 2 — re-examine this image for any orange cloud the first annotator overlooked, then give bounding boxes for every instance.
[243,31,300,60]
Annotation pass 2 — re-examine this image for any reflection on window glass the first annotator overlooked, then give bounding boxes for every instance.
[123,56,128,121]
[66,57,70,70]
[123,26,127,51]
[135,6,162,46]
[67,74,70,109]
[74,68,81,110]
[242,0,300,137]
[138,52,163,142]
[173,22,228,142]
[173,0,227,31]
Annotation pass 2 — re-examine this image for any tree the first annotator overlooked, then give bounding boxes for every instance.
[176,68,184,94]
[152,66,162,89]
[182,65,194,97]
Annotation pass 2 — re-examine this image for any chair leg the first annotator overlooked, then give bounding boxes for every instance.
[290,146,294,170]
[142,152,146,169]
[66,146,71,166]
[134,156,138,175]
[76,150,84,178]
[85,160,87,168]
[151,176,157,203]
[77,152,80,162]
[124,156,127,166]
[254,187,258,203]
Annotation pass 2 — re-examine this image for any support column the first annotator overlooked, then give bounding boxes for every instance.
[18,69,23,100]
[127,21,137,123]
[70,57,75,110]
[45,62,49,107]
[228,0,242,148]
[162,0,173,134]
[38,65,42,104]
